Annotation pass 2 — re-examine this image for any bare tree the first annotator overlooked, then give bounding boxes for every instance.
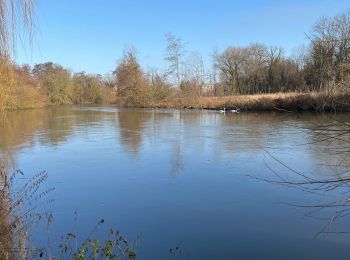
[164,33,185,87]
[185,52,206,95]
[307,10,350,92]
[292,45,309,71]
[245,43,268,93]
[266,46,284,93]
[213,47,242,95]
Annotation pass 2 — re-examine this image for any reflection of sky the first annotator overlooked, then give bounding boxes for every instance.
[2,107,350,259]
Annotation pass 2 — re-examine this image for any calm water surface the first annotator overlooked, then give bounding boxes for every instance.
[1,106,350,259]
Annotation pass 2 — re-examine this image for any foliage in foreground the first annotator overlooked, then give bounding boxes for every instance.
[0,167,51,259]
[0,167,139,259]
[56,219,139,260]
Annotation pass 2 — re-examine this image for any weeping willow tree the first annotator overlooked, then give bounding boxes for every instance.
[0,0,35,113]
[1,1,36,259]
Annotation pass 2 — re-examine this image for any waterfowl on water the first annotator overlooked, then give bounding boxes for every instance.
[219,108,226,113]
[230,108,240,113]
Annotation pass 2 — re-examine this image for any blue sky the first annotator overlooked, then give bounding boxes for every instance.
[16,0,349,75]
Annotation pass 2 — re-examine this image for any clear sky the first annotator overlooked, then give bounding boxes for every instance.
[16,0,349,75]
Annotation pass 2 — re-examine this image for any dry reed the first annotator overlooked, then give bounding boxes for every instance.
[153,91,350,112]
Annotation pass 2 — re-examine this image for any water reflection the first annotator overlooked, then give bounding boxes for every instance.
[1,106,350,259]
[1,107,348,177]
[0,106,116,162]
[116,109,152,156]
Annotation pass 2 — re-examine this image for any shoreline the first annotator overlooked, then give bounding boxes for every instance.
[150,92,350,113]
[3,92,350,113]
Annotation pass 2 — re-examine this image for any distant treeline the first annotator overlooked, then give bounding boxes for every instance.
[212,9,350,96]
[0,59,116,111]
[114,10,350,107]
[1,10,350,110]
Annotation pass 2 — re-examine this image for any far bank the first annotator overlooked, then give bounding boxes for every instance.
[138,92,350,113]
[3,91,350,114]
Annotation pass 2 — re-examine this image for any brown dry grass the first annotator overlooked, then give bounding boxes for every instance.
[153,92,350,112]
[0,167,16,260]
[0,167,49,260]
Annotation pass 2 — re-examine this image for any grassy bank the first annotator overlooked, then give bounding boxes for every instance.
[3,91,350,113]
[151,92,350,112]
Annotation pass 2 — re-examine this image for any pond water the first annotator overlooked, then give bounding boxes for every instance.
[1,106,350,259]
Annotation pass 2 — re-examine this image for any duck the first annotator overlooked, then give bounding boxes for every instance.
[230,108,240,113]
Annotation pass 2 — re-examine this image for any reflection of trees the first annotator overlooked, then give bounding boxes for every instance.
[115,110,348,176]
[0,107,74,151]
[2,107,349,181]
[216,113,300,156]
[0,106,117,167]
[170,111,183,176]
[261,117,350,237]
[116,109,152,156]
[307,115,350,170]
[115,109,186,174]
[170,142,183,176]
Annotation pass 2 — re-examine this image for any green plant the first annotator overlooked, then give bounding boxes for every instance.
[57,218,140,260]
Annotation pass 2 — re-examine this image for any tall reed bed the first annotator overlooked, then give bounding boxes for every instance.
[153,91,350,112]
